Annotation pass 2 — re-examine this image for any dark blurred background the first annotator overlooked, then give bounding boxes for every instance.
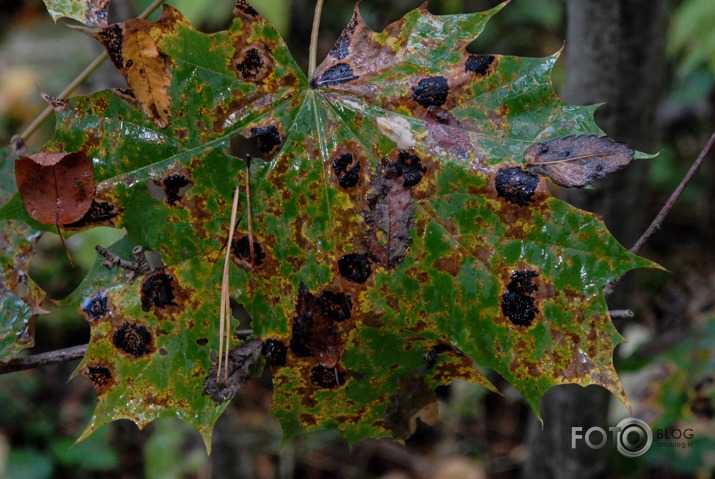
[1,0,714,478]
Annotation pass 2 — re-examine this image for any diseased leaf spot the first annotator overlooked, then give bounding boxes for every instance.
[98,24,124,70]
[290,284,345,367]
[319,290,352,322]
[391,150,427,187]
[501,270,539,327]
[495,167,539,206]
[338,253,371,283]
[312,63,358,88]
[310,365,346,389]
[231,235,266,267]
[249,125,282,155]
[161,173,192,206]
[332,153,361,188]
[112,322,153,357]
[196,338,209,347]
[82,292,111,321]
[465,54,495,76]
[159,347,168,356]
[263,338,287,367]
[84,363,114,394]
[411,76,449,108]
[235,47,266,81]
[140,270,178,312]
[66,200,118,228]
[329,33,351,59]
[235,0,258,16]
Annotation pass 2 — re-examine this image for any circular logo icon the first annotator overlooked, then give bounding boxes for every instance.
[615,417,653,458]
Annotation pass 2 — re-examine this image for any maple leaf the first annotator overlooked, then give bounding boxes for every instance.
[0,0,656,446]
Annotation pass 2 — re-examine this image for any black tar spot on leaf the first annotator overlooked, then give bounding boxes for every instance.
[249,125,282,156]
[232,235,266,267]
[85,364,114,394]
[112,322,153,357]
[412,76,450,108]
[236,47,266,80]
[501,270,539,327]
[66,200,118,228]
[329,33,351,59]
[338,253,372,283]
[311,365,347,389]
[332,152,361,188]
[162,173,192,206]
[263,338,287,367]
[312,63,359,88]
[82,292,110,321]
[141,270,178,312]
[465,54,495,76]
[495,167,539,206]
[391,150,427,187]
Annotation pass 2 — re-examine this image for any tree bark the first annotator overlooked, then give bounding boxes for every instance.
[523,1,668,478]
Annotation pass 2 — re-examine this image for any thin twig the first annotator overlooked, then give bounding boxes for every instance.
[608,309,634,319]
[218,187,241,382]
[245,156,255,269]
[16,0,167,144]
[307,0,325,80]
[630,129,715,255]
[0,344,87,374]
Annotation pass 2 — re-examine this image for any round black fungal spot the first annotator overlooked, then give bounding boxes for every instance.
[235,0,258,16]
[162,173,191,206]
[310,365,346,389]
[319,290,352,322]
[159,347,168,356]
[85,364,113,393]
[338,253,371,284]
[249,125,282,155]
[329,33,351,59]
[112,322,153,358]
[66,200,118,228]
[82,292,110,321]
[465,54,495,76]
[411,76,450,108]
[332,153,361,188]
[501,270,539,327]
[196,338,209,347]
[695,376,714,392]
[263,338,287,367]
[235,47,265,80]
[231,235,266,266]
[312,63,359,88]
[391,150,427,187]
[495,167,540,206]
[141,270,178,311]
[98,24,124,70]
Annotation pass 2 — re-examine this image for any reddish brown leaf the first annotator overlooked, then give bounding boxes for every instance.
[15,151,95,226]
[424,107,470,160]
[525,135,634,187]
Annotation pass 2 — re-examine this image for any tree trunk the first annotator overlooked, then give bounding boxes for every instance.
[522,1,668,478]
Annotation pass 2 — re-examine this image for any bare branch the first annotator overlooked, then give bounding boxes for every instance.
[0,344,87,374]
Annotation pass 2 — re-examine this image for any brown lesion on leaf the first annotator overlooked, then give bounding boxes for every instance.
[140,267,185,312]
[82,363,115,395]
[289,284,349,368]
[363,161,416,269]
[310,365,348,389]
[234,0,259,18]
[112,321,154,358]
[424,107,471,161]
[337,253,372,284]
[233,45,274,83]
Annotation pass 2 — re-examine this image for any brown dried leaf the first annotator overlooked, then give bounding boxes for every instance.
[123,24,171,128]
[525,135,634,187]
[424,107,470,160]
[15,151,95,225]
[364,162,416,269]
[203,338,263,404]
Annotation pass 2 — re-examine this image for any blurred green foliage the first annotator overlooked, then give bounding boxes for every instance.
[669,0,715,77]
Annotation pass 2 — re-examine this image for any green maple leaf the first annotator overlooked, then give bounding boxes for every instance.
[0,1,656,446]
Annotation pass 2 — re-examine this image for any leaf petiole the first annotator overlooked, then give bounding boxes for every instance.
[308,0,325,80]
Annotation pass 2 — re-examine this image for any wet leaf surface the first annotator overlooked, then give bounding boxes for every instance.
[15,151,95,226]
[4,1,656,445]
